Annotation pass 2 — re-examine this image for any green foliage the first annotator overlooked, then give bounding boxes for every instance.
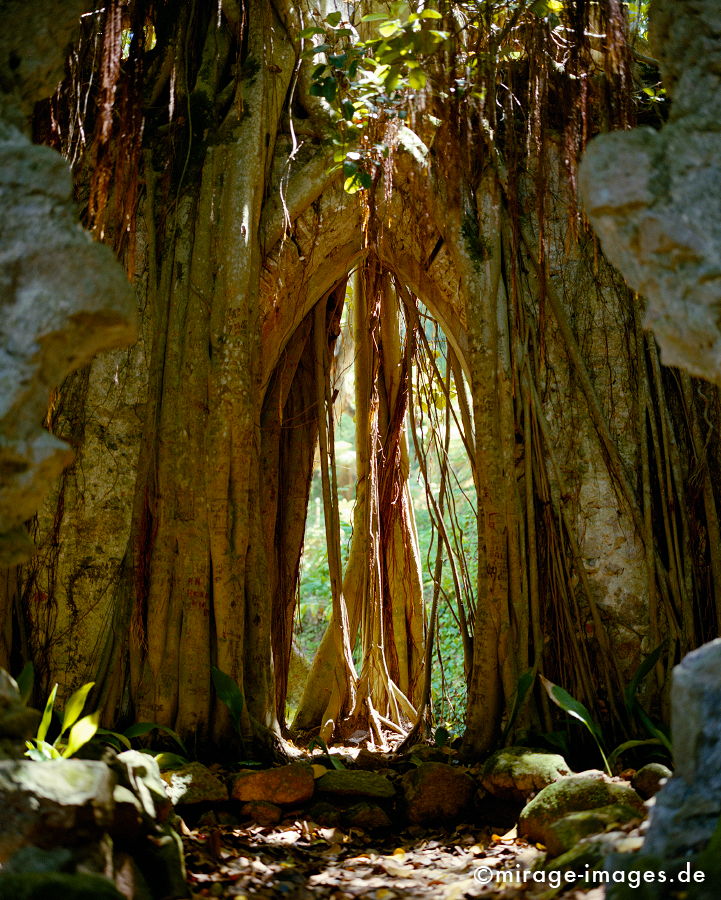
[25,681,99,761]
[540,674,611,775]
[300,3,446,192]
[211,665,245,736]
[539,645,672,774]
[623,642,672,755]
[96,720,189,759]
[15,661,34,705]
[308,735,345,769]
[501,668,535,745]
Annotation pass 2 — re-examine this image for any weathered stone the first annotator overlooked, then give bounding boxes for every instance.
[353,749,390,770]
[125,826,188,900]
[401,762,475,825]
[518,771,645,847]
[0,670,40,757]
[344,802,392,830]
[0,122,137,566]
[240,800,283,826]
[481,747,571,803]
[0,872,124,900]
[544,803,644,857]
[232,764,315,806]
[580,0,721,385]
[161,761,228,806]
[308,801,344,827]
[632,763,672,801]
[643,639,721,858]
[0,759,115,860]
[0,1,90,121]
[547,830,644,877]
[110,785,143,840]
[114,751,172,823]
[0,1,136,566]
[2,845,74,874]
[316,769,395,799]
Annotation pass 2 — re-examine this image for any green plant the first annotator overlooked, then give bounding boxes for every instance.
[540,644,673,775]
[501,668,535,745]
[624,642,672,755]
[15,661,34,705]
[25,681,99,761]
[540,674,612,775]
[308,735,345,769]
[300,4,447,193]
[211,665,245,736]
[96,720,189,760]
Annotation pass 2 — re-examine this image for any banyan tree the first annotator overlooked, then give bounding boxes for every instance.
[2,0,720,761]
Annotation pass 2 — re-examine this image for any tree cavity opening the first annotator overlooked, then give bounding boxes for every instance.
[283,264,477,750]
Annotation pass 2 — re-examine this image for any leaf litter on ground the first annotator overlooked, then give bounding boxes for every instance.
[181,813,610,900]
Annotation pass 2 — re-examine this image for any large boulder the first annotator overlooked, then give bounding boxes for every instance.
[400,762,475,825]
[580,0,721,385]
[0,759,115,860]
[232,763,315,806]
[316,769,395,799]
[0,871,124,900]
[113,751,172,824]
[481,747,571,803]
[160,761,228,806]
[518,770,645,848]
[0,2,136,567]
[543,803,644,857]
[643,639,721,858]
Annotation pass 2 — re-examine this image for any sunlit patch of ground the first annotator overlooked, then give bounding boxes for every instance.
[183,817,604,900]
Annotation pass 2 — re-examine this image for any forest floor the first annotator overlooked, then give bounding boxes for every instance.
[180,800,606,900]
[181,817,603,900]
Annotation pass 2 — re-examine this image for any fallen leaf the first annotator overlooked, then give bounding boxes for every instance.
[380,858,414,878]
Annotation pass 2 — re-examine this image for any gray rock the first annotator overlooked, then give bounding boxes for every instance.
[579,0,721,385]
[0,6,137,569]
[544,803,644,857]
[114,750,172,823]
[132,827,188,900]
[643,639,721,858]
[0,872,123,900]
[0,669,40,757]
[548,830,644,876]
[2,846,74,874]
[316,769,395,799]
[0,759,115,860]
[518,770,645,847]
[481,746,571,802]
[160,761,228,805]
[0,123,136,565]
[401,762,475,824]
[632,763,672,800]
